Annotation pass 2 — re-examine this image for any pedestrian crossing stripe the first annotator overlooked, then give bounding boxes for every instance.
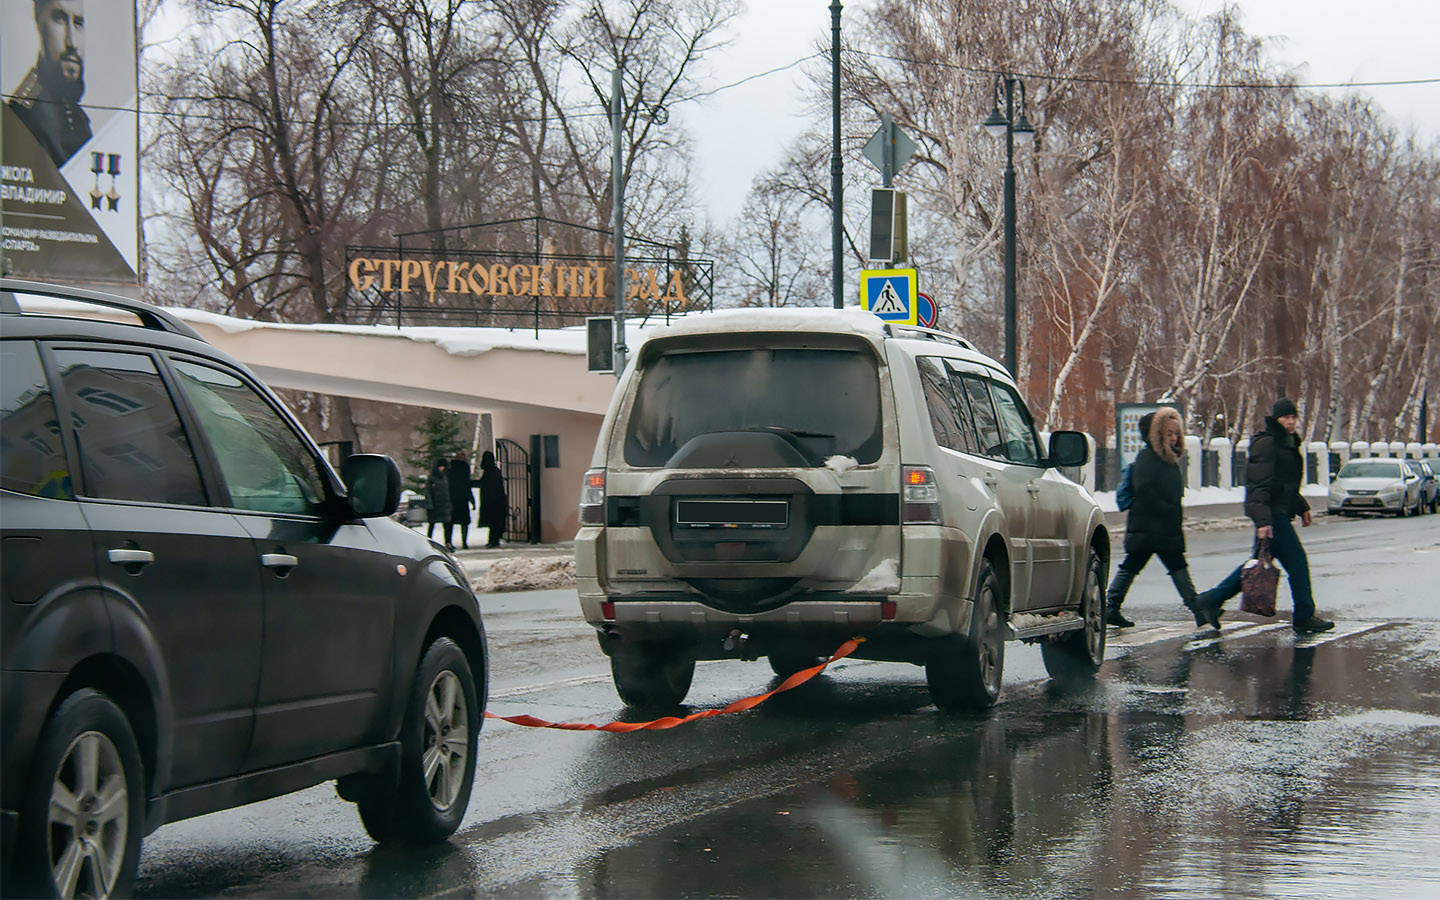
[860,268,917,324]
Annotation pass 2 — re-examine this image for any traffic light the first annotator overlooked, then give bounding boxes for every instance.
[586,316,615,373]
[869,188,908,264]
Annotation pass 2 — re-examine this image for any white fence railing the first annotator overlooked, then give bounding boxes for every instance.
[1069,437,1438,493]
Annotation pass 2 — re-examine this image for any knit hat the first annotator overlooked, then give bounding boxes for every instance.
[1272,398,1298,419]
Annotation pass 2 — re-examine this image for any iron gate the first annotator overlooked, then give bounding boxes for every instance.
[495,438,535,543]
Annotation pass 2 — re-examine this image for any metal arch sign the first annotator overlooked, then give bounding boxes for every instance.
[860,268,917,324]
[916,292,937,328]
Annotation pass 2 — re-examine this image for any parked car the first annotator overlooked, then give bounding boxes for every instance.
[1327,457,1425,516]
[1,280,488,898]
[574,309,1108,713]
[1405,459,1439,514]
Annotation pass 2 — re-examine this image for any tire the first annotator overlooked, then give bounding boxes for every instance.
[609,642,695,708]
[15,689,144,899]
[1040,547,1107,683]
[768,649,825,679]
[927,557,1005,712]
[356,637,479,845]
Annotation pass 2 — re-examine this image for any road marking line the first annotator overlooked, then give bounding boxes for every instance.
[1185,622,1289,650]
[1107,623,1206,646]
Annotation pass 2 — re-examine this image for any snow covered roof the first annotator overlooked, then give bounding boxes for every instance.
[165,307,607,357]
[637,306,886,345]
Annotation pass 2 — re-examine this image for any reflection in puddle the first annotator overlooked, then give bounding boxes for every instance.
[578,630,1440,898]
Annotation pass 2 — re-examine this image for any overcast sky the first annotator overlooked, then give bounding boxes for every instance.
[681,0,1440,224]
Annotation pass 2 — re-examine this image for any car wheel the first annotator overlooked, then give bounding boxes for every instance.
[768,649,826,679]
[927,557,1005,712]
[1040,547,1107,683]
[356,637,479,845]
[610,642,695,708]
[15,689,144,900]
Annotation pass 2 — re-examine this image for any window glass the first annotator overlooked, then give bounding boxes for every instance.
[988,382,1043,465]
[959,375,1005,459]
[917,357,978,454]
[1338,460,1402,479]
[171,360,328,515]
[625,347,883,467]
[1,341,72,498]
[52,349,207,505]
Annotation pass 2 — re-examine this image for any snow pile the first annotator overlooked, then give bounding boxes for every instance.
[825,455,859,474]
[472,556,576,593]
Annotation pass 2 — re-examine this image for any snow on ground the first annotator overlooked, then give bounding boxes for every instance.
[1093,485,1246,513]
[471,556,576,593]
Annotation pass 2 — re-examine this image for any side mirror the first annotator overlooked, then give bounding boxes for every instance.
[1047,430,1090,468]
[341,454,402,518]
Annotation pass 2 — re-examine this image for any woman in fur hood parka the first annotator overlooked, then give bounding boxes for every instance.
[1104,406,1204,627]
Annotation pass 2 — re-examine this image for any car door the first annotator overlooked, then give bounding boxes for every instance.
[950,368,1034,609]
[166,357,394,769]
[48,345,263,788]
[985,380,1075,610]
[1,339,94,652]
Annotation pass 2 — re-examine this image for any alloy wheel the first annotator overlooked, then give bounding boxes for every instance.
[422,670,469,811]
[47,731,129,899]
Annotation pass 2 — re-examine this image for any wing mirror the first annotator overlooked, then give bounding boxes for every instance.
[341,454,402,518]
[1047,430,1090,468]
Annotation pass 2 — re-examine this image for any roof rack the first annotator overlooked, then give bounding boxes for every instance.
[883,322,975,350]
[1,278,204,342]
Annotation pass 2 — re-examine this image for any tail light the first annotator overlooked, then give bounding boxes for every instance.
[902,465,941,524]
[579,468,606,526]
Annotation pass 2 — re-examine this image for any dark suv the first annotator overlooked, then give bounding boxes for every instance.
[1,280,488,898]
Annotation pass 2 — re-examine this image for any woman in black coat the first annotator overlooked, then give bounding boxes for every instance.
[1104,406,1203,627]
[477,450,508,548]
[424,459,451,544]
[446,451,474,549]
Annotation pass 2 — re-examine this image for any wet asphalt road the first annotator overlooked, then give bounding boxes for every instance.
[134,513,1440,898]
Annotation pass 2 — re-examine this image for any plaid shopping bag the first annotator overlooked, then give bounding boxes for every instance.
[1240,537,1280,617]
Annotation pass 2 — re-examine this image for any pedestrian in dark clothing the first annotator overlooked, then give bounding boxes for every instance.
[477,450,508,548]
[424,459,451,545]
[1104,407,1203,627]
[1196,398,1335,634]
[446,450,474,550]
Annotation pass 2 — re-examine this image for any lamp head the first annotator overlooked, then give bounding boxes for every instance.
[1012,113,1035,145]
[983,107,1009,137]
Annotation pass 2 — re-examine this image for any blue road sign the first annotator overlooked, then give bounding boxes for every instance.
[916,292,937,328]
[860,268,917,324]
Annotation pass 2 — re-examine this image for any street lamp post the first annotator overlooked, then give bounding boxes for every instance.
[982,74,1034,379]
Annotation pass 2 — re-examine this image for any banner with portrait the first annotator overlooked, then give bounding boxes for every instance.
[2,0,139,286]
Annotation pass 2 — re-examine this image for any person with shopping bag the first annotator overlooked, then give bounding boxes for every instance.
[1195,398,1335,634]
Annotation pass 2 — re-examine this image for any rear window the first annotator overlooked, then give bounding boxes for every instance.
[624,346,883,467]
[1339,460,1403,479]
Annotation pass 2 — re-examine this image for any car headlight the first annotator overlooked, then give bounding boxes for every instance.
[1379,482,1404,497]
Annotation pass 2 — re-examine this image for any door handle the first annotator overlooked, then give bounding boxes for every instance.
[1027,483,1041,495]
[261,553,299,569]
[107,548,154,572]
[983,473,998,488]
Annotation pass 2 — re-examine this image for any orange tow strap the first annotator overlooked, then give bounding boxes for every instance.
[484,637,865,732]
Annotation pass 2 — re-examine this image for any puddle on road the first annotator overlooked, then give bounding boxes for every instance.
[569,628,1440,898]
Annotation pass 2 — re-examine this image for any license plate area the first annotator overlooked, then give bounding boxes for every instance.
[675,499,789,530]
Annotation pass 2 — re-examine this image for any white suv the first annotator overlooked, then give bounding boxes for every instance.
[574,309,1109,712]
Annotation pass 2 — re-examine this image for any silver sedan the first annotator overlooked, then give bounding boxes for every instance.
[1328,458,1425,517]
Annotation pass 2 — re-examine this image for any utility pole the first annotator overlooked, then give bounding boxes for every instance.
[830,0,843,309]
[611,68,627,377]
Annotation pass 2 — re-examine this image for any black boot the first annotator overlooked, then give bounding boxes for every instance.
[1105,569,1136,628]
[1172,568,1206,627]
[1193,589,1224,630]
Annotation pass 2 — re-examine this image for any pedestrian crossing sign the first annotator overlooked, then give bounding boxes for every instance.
[860,268,918,324]
[858,267,915,324]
